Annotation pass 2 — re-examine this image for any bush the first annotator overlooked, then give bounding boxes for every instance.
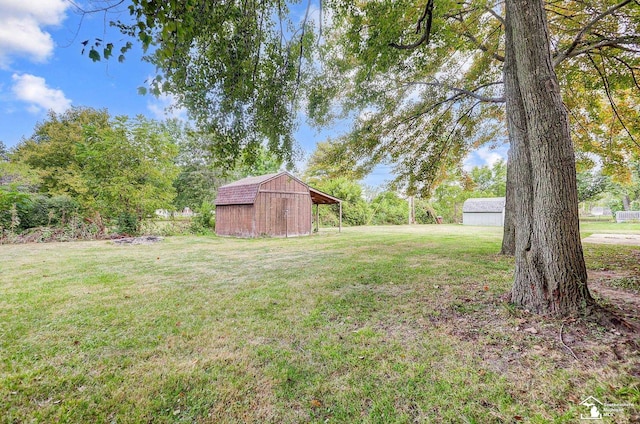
[19,195,80,229]
[190,201,216,234]
[415,200,438,224]
[0,187,32,231]
[115,212,140,235]
[140,219,193,236]
[370,192,408,225]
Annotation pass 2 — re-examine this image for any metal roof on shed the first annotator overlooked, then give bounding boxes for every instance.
[462,197,506,213]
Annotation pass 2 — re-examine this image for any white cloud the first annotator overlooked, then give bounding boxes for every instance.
[147,93,188,121]
[0,0,70,67]
[463,146,507,171]
[476,146,505,167]
[12,73,71,113]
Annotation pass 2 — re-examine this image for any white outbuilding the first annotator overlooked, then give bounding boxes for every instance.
[462,197,506,226]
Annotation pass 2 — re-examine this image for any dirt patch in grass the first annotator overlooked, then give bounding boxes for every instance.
[590,272,640,311]
[389,265,640,421]
[112,236,164,245]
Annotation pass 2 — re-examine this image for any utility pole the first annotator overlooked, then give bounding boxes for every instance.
[408,196,415,225]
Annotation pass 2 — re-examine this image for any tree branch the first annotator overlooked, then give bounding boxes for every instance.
[586,53,640,150]
[446,6,505,62]
[462,31,505,62]
[554,35,640,66]
[610,56,640,91]
[483,4,505,26]
[389,0,434,50]
[404,81,505,103]
[553,0,635,66]
[297,0,313,85]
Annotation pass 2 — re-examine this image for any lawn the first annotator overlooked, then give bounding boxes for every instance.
[1,225,638,423]
[580,220,640,236]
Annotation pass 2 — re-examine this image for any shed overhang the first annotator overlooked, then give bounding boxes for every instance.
[309,187,341,205]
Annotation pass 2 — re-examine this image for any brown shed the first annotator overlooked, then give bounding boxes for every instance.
[215,171,341,238]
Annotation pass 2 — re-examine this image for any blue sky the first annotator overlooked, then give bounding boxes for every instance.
[0,0,505,188]
[1,2,154,142]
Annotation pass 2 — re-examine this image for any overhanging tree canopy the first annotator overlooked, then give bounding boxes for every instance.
[308,0,639,194]
[102,0,317,169]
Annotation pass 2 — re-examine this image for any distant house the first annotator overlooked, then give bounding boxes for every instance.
[462,197,506,226]
[154,207,194,218]
[215,171,341,238]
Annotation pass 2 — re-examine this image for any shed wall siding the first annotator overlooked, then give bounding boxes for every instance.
[254,174,312,236]
[463,212,504,227]
[215,204,255,237]
[254,193,311,236]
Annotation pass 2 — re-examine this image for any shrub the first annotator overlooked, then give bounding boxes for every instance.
[115,212,140,235]
[370,192,408,225]
[0,186,32,231]
[19,195,80,229]
[190,201,216,234]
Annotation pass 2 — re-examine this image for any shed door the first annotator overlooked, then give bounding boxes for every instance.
[276,198,290,236]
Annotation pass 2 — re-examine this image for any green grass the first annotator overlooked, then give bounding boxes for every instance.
[1,225,638,423]
[579,220,640,236]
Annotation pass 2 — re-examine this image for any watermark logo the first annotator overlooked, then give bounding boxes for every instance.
[579,396,634,421]
[580,396,603,420]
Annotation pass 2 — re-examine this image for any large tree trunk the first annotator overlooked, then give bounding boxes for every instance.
[504,0,594,315]
[500,149,515,256]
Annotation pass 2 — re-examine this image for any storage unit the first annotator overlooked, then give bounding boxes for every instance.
[462,197,506,226]
[215,172,340,237]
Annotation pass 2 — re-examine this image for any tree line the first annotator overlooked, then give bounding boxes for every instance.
[0,107,284,240]
[1,105,518,241]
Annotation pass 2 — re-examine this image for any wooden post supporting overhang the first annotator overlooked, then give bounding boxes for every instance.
[309,187,342,233]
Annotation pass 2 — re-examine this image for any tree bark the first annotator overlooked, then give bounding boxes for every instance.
[500,149,515,256]
[504,0,594,315]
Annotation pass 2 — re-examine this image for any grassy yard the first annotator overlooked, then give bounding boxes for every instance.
[1,225,638,423]
[580,220,640,236]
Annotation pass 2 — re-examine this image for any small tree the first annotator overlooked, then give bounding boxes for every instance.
[370,192,409,225]
[12,107,111,198]
[313,177,371,226]
[190,201,216,234]
[79,116,179,230]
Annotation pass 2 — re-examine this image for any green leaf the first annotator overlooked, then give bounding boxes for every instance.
[89,48,101,62]
[120,42,132,54]
[137,87,148,95]
[104,43,113,60]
